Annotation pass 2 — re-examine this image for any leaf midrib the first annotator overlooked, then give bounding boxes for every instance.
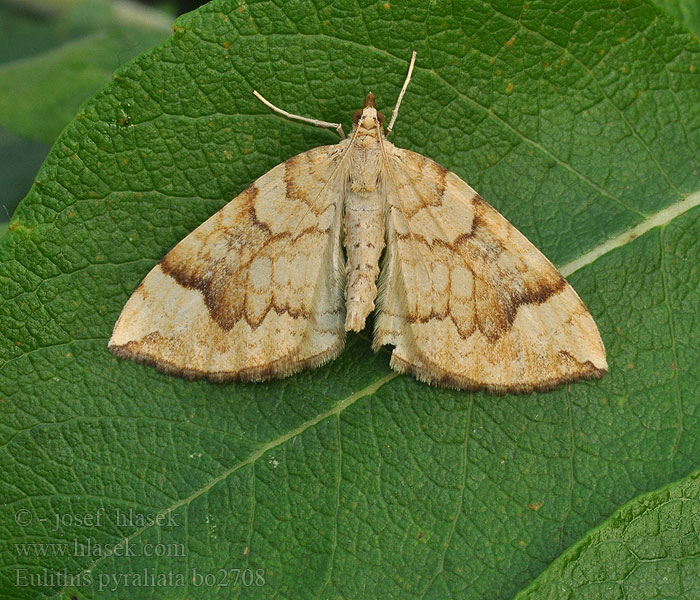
[560,189,700,276]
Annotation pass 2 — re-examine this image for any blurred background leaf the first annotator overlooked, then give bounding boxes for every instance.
[0,0,174,233]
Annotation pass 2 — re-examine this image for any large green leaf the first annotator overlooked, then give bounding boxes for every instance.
[515,469,700,599]
[1,0,699,599]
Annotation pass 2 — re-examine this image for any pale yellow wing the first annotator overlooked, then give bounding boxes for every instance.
[109,143,348,381]
[375,147,607,393]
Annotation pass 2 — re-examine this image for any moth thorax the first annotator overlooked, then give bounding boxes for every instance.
[348,138,383,193]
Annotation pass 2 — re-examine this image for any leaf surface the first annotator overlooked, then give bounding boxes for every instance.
[1,1,699,599]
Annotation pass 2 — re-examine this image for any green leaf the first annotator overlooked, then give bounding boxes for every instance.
[514,469,700,599]
[1,1,699,599]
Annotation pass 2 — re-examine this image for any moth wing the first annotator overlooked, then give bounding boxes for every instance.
[375,147,607,393]
[109,144,347,381]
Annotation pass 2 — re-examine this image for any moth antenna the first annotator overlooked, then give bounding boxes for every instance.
[385,50,417,137]
[252,90,346,139]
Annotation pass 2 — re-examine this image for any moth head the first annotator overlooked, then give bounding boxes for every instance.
[352,92,385,134]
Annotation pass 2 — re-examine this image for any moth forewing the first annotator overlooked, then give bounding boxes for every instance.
[109,147,348,381]
[375,148,607,393]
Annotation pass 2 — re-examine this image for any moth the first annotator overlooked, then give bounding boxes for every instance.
[109,52,607,393]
